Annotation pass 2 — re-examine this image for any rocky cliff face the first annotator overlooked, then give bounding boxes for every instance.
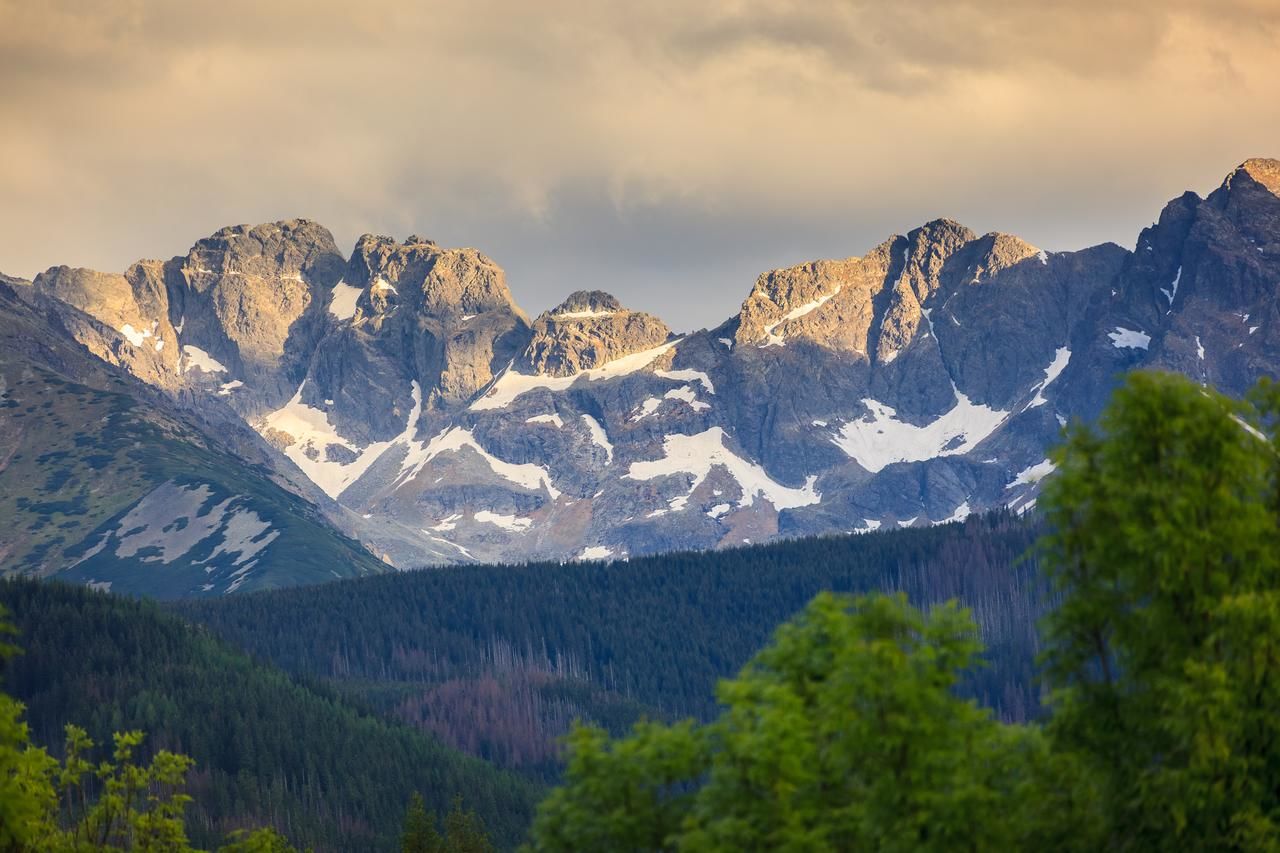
[6,159,1279,577]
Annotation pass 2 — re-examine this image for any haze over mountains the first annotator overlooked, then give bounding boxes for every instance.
[2,158,1278,595]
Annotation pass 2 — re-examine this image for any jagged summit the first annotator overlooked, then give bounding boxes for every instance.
[1229,158,1280,197]
[9,158,1280,576]
[523,290,670,376]
[550,290,624,317]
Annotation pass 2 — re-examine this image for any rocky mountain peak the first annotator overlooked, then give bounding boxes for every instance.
[551,290,624,316]
[522,291,670,377]
[1230,158,1280,197]
[347,234,524,319]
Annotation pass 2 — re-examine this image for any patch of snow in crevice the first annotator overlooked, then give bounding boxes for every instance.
[182,345,228,374]
[119,321,158,348]
[1037,250,1049,265]
[554,309,616,319]
[719,337,733,349]
[1008,459,1056,488]
[624,427,820,511]
[934,501,971,525]
[473,510,533,533]
[1196,336,1205,360]
[1109,327,1151,350]
[1250,326,1260,335]
[576,546,614,561]
[1027,346,1071,409]
[707,503,731,519]
[1161,266,1181,305]
[218,380,244,396]
[472,339,681,410]
[396,423,561,499]
[631,385,711,421]
[654,368,715,394]
[425,536,473,559]
[760,285,843,347]
[861,518,882,532]
[581,414,613,463]
[812,419,828,428]
[430,514,462,532]
[261,380,423,499]
[328,281,363,320]
[831,385,1009,473]
[372,276,398,295]
[526,413,564,428]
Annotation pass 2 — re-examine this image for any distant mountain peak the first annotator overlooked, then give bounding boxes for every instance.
[524,291,670,376]
[549,290,624,317]
[1231,158,1280,196]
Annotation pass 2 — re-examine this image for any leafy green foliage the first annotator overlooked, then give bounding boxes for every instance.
[1041,372,1280,849]
[530,593,1077,851]
[526,371,1280,851]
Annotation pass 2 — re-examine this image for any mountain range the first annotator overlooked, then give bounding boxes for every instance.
[2,157,1277,593]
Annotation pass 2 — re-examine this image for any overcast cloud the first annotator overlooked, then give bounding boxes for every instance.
[2,0,1277,329]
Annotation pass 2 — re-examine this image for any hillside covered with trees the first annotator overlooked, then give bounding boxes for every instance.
[0,580,536,850]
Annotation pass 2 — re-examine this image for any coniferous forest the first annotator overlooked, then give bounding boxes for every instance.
[6,371,1280,849]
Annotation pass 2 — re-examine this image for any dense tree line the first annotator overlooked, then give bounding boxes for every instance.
[0,581,537,851]
[528,372,1280,850]
[176,512,1047,750]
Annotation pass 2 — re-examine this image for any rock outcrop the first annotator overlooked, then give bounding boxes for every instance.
[522,291,671,376]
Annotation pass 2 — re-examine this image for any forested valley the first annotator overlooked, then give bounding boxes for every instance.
[5,371,1280,850]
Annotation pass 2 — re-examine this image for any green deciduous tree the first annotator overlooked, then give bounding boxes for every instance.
[529,371,1280,851]
[1041,371,1280,850]
[530,592,1066,851]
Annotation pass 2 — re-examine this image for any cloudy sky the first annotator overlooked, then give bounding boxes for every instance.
[2,1,1278,329]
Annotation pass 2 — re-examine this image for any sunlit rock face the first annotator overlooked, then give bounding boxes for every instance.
[11,159,1280,570]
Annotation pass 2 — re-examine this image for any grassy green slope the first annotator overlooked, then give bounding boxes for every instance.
[0,284,388,596]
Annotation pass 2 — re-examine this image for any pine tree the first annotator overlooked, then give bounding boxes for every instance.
[401,791,442,853]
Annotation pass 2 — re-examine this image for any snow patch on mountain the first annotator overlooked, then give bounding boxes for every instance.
[1109,327,1151,350]
[654,368,715,394]
[106,481,278,575]
[632,385,710,420]
[831,386,1009,473]
[474,510,533,532]
[328,281,362,320]
[397,425,561,499]
[1027,347,1071,408]
[472,340,680,410]
[262,380,423,499]
[581,414,613,463]
[119,322,156,348]
[625,427,820,511]
[1009,459,1056,487]
[182,345,228,374]
[760,286,842,346]
[1161,266,1181,305]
